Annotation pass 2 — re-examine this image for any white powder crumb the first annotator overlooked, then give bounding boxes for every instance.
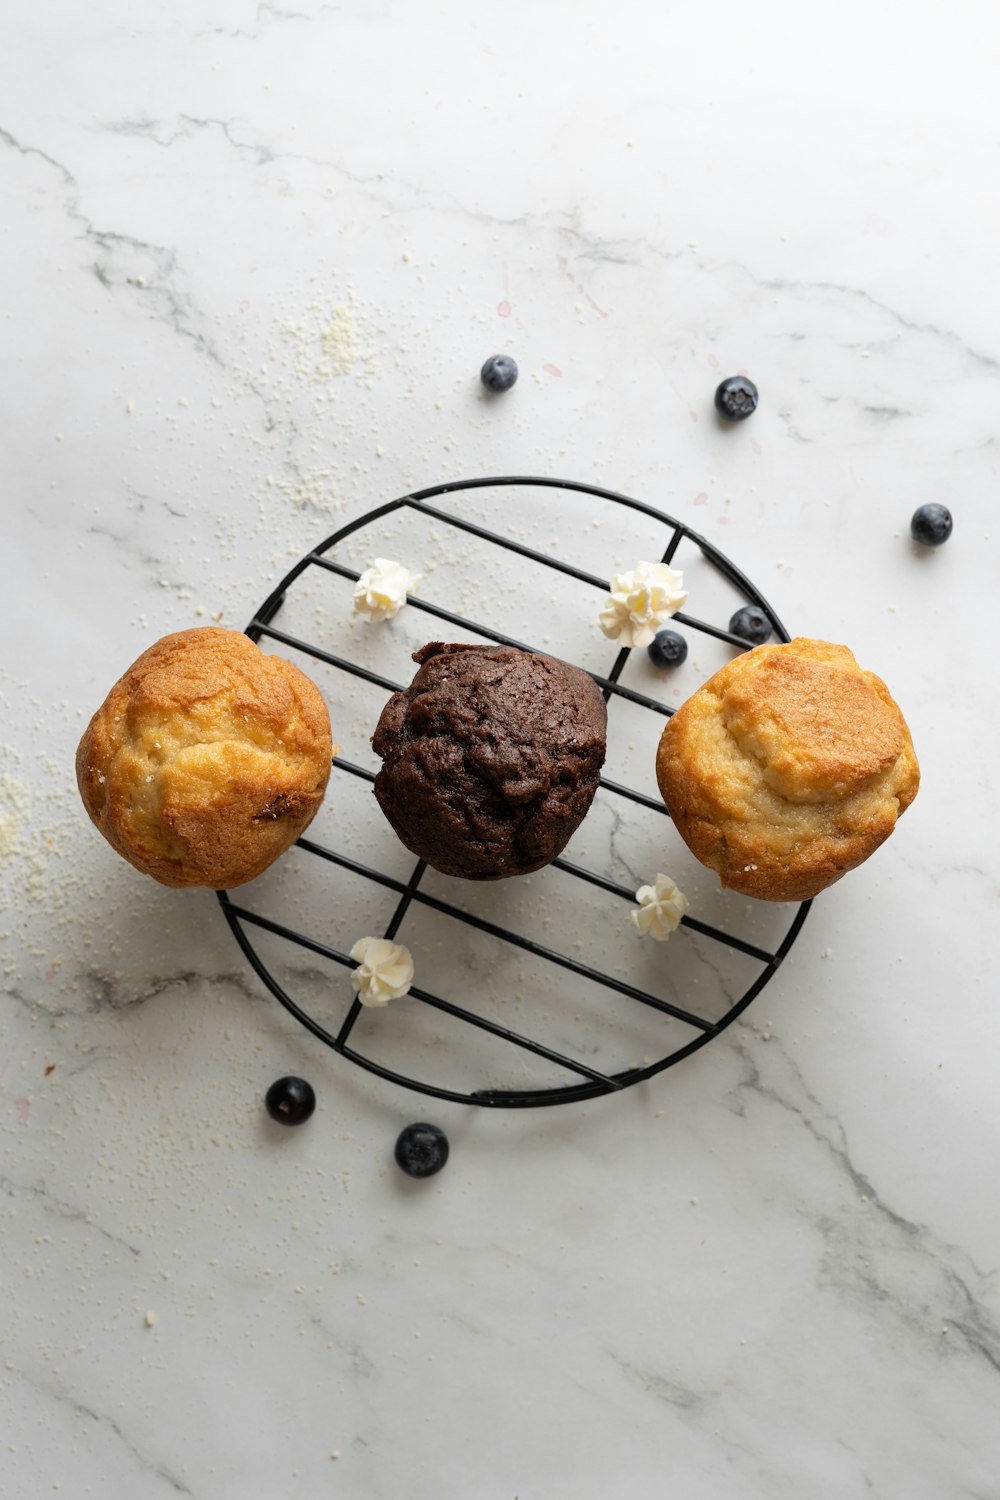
[330,1451,340,1460]
[195,605,206,617]
[690,1197,699,1207]
[125,400,134,414]
[0,769,27,866]
[144,1310,157,1327]
[820,948,832,958]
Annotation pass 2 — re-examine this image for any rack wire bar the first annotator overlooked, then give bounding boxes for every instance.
[223,476,808,1106]
[332,856,428,1050]
[549,857,777,964]
[294,833,774,970]
[254,622,403,696]
[670,610,768,650]
[466,898,813,1107]
[281,834,714,1031]
[301,747,671,823]
[303,555,673,717]
[406,476,791,641]
[402,497,615,592]
[221,898,624,1089]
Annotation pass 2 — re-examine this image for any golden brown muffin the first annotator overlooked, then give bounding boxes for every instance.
[76,628,334,889]
[655,638,919,902]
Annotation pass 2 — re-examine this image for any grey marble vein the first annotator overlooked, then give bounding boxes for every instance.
[0,1171,141,1257]
[0,124,222,366]
[730,1031,1000,1382]
[11,1365,193,1495]
[305,1310,375,1378]
[98,113,276,167]
[749,269,1000,377]
[609,1352,707,1411]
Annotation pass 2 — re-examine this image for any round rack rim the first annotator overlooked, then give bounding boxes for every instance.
[218,474,810,1109]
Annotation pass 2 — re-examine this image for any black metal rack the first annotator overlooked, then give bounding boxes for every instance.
[218,477,810,1107]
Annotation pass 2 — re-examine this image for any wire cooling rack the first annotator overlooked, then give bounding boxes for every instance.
[218,476,810,1108]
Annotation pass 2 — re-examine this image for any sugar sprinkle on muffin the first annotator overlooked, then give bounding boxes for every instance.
[76,628,334,889]
[655,638,919,902]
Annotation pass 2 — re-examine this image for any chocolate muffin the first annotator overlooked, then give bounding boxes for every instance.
[372,643,607,879]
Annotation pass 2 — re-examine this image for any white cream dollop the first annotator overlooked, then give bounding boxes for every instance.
[349,936,414,1005]
[352,558,417,622]
[598,561,687,648]
[630,873,689,941]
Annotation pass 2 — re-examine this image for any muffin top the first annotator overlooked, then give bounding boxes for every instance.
[655,638,919,902]
[76,628,333,889]
[372,642,607,880]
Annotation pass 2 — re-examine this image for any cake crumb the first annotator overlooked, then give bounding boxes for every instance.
[144,1310,157,1328]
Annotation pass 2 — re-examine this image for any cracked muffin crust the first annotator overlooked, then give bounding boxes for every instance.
[372,642,607,880]
[76,628,334,888]
[655,638,919,902]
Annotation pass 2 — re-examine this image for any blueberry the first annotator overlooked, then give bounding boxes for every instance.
[910,503,952,547]
[714,376,758,421]
[394,1122,449,1178]
[265,1075,316,1126]
[729,605,772,646]
[647,629,688,669]
[480,354,518,393]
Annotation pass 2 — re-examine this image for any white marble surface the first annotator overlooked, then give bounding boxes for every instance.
[3,2,999,1495]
